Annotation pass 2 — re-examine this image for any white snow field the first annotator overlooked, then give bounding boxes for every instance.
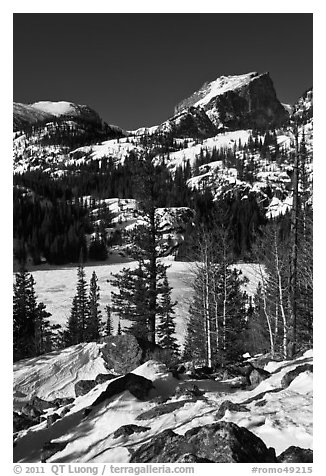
[30,259,263,346]
[13,349,313,463]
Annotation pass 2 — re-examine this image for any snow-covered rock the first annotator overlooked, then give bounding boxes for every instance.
[13,348,313,463]
[174,71,288,131]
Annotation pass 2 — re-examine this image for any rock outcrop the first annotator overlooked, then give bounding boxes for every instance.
[130,421,277,463]
[281,364,313,389]
[101,335,144,374]
[74,373,116,397]
[277,446,313,463]
[136,400,190,421]
[112,424,150,439]
[215,400,249,420]
[84,373,154,416]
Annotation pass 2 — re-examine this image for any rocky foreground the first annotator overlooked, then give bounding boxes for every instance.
[13,337,313,463]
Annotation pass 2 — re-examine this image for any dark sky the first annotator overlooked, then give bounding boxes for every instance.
[13,13,313,130]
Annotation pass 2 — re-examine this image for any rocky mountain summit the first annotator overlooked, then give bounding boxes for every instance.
[172,72,289,135]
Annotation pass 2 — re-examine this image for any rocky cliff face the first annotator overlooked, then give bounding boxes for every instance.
[170,72,288,136]
[158,106,218,138]
[291,88,313,125]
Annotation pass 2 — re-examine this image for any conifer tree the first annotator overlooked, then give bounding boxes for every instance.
[125,152,171,343]
[75,263,88,342]
[157,272,180,355]
[13,268,55,360]
[64,296,80,346]
[13,268,37,361]
[104,305,113,336]
[86,271,101,341]
[110,262,150,339]
[34,302,57,355]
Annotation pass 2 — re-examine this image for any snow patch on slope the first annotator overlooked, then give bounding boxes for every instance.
[164,130,252,171]
[70,138,144,165]
[13,342,108,404]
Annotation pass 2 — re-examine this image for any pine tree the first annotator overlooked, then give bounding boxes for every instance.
[34,302,56,355]
[86,271,101,341]
[126,152,171,343]
[157,272,180,355]
[13,268,37,360]
[75,263,88,342]
[13,267,54,360]
[104,305,113,336]
[88,231,108,261]
[110,262,150,339]
[64,296,80,346]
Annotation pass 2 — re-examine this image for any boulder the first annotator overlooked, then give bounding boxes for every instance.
[255,399,267,407]
[30,396,56,412]
[129,429,184,462]
[59,406,72,418]
[21,403,43,419]
[187,370,212,380]
[174,384,204,398]
[88,373,154,411]
[46,413,61,428]
[136,400,189,421]
[130,421,277,463]
[228,362,254,379]
[249,368,270,386]
[100,334,143,374]
[228,376,248,389]
[247,353,283,370]
[13,390,27,398]
[52,397,75,408]
[41,441,68,463]
[75,374,117,397]
[215,400,249,420]
[13,411,38,432]
[277,446,313,463]
[75,379,97,397]
[95,373,117,385]
[281,364,313,389]
[112,424,150,439]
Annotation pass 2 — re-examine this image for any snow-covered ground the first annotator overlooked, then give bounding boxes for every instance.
[13,349,313,463]
[30,260,263,346]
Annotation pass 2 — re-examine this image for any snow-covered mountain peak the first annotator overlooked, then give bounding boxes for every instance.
[175,72,260,113]
[31,101,85,117]
[13,100,105,131]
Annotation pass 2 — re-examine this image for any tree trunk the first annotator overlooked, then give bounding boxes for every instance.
[288,127,300,357]
[273,231,287,359]
[258,265,274,356]
[147,208,157,344]
[204,251,212,368]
